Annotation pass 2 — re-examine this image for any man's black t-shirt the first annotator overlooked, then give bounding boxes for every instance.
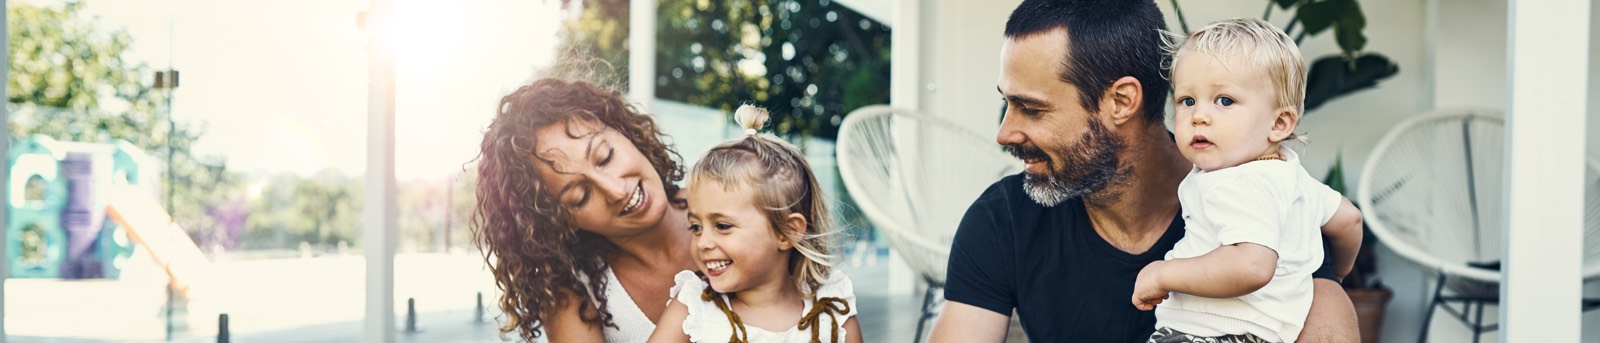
[944,173,1337,342]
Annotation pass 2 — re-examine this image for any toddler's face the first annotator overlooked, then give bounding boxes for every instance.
[684,180,794,294]
[1171,50,1290,171]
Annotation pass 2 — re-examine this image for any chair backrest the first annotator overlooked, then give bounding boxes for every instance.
[836,106,1021,282]
[1357,109,1600,283]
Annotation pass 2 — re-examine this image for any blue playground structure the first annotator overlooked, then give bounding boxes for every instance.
[7,135,146,279]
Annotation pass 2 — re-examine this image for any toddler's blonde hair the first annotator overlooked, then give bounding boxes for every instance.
[1168,18,1307,118]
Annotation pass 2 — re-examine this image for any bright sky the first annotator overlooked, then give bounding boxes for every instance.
[75,0,564,181]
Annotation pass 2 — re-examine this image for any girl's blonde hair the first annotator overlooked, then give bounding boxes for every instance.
[688,104,835,295]
[1166,17,1307,116]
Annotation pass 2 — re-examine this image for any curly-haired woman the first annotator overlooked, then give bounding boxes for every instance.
[473,77,697,342]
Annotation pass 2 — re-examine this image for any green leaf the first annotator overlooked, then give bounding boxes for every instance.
[1333,0,1368,54]
[1304,53,1400,112]
[1296,1,1339,36]
[1321,154,1345,194]
[1334,25,1367,57]
[1274,0,1303,10]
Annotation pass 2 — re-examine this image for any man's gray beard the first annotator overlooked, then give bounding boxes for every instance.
[1019,119,1126,207]
[1022,166,1125,207]
[1023,173,1076,207]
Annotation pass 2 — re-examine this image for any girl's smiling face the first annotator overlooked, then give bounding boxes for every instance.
[685,179,797,294]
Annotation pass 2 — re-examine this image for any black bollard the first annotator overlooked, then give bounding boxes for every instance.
[475,292,486,324]
[217,313,230,343]
[404,298,419,333]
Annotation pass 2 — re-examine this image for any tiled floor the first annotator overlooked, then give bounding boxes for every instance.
[839,249,935,342]
[7,248,1012,342]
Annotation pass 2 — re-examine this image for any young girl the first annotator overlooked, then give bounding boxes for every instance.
[648,104,861,343]
[1131,18,1363,343]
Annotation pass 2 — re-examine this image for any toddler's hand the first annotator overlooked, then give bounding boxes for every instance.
[1132,260,1169,311]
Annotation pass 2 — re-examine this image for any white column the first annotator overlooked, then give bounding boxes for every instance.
[1502,0,1587,341]
[883,0,925,298]
[0,0,9,341]
[889,0,920,112]
[629,0,656,112]
[363,0,398,342]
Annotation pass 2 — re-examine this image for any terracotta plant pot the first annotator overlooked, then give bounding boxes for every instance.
[1347,287,1393,343]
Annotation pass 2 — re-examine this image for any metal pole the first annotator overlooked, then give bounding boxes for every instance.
[362,1,398,341]
[475,292,485,324]
[443,176,451,252]
[165,94,175,341]
[216,313,229,343]
[403,298,418,333]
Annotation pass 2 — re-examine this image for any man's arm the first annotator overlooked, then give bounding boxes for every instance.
[1321,197,1363,279]
[1133,243,1278,310]
[1297,278,1359,342]
[928,301,1011,343]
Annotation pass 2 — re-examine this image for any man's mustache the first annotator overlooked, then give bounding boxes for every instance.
[1004,144,1049,163]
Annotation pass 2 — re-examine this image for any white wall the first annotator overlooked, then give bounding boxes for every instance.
[904,0,1021,240]
[913,0,1018,134]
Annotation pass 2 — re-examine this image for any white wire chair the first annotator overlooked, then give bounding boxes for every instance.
[1355,108,1600,343]
[836,105,1021,343]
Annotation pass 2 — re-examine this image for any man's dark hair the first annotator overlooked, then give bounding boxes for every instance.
[1004,0,1170,122]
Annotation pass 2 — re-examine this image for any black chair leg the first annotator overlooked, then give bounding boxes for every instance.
[1419,273,1446,343]
[914,285,939,343]
[1471,299,1485,343]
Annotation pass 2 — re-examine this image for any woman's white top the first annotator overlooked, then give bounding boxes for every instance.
[578,267,657,343]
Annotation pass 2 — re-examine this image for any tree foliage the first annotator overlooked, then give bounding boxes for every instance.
[7,1,240,243]
[246,171,363,249]
[5,2,386,253]
[556,0,891,139]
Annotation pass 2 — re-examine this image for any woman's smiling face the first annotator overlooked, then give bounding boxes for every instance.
[533,119,671,237]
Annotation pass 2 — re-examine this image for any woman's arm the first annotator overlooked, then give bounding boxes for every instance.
[546,290,606,343]
[646,300,691,343]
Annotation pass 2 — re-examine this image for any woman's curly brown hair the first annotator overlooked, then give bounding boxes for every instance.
[472,78,684,341]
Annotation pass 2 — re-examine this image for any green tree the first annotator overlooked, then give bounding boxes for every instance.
[246,170,362,249]
[556,0,891,139]
[7,1,241,239]
[554,0,631,91]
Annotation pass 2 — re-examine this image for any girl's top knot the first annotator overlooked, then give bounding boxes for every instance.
[734,104,770,135]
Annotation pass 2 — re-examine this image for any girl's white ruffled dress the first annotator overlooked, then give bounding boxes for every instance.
[669,270,858,343]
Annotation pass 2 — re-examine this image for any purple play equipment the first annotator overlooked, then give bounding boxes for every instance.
[61,152,108,279]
